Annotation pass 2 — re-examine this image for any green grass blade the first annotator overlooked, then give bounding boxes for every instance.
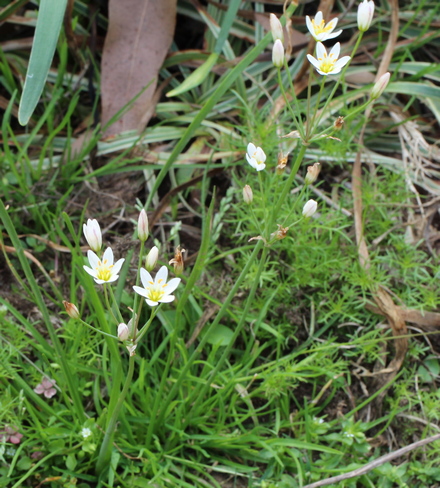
[18,0,68,125]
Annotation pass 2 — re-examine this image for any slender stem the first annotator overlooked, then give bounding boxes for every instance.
[277,67,303,137]
[96,355,135,473]
[272,144,308,220]
[281,183,308,226]
[308,76,327,137]
[78,319,118,339]
[103,285,118,325]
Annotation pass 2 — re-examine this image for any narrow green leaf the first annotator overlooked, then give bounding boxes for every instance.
[18,0,68,125]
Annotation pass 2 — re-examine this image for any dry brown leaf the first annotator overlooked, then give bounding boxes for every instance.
[101,0,177,136]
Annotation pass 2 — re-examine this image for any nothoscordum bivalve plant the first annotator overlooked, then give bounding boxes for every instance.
[246,143,266,171]
[83,219,102,253]
[306,11,342,42]
[133,266,181,307]
[307,42,351,76]
[83,247,125,284]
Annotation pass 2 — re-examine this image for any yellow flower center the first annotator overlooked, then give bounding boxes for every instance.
[252,151,264,166]
[95,259,114,281]
[146,279,168,303]
[312,18,333,34]
[317,53,336,73]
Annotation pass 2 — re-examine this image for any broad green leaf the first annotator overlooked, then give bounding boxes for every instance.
[203,324,234,346]
[18,0,68,125]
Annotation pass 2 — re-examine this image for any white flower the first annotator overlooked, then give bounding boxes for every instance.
[138,209,149,242]
[83,247,125,284]
[83,219,102,253]
[357,0,374,32]
[270,13,284,42]
[246,143,266,171]
[307,42,351,76]
[306,11,342,42]
[145,246,159,271]
[117,323,130,341]
[370,72,390,99]
[302,199,318,218]
[81,427,92,439]
[133,266,181,307]
[243,185,253,205]
[272,39,284,68]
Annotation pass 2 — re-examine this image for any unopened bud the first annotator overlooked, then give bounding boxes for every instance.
[169,245,185,276]
[270,14,284,42]
[272,39,284,68]
[357,0,375,32]
[118,323,130,341]
[83,219,102,253]
[138,209,149,242]
[145,246,159,271]
[276,152,288,175]
[302,199,318,218]
[305,163,321,185]
[63,301,80,319]
[370,72,390,100]
[333,116,344,131]
[243,185,253,204]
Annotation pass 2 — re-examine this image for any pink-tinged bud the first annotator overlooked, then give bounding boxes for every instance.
[118,323,130,341]
[63,301,80,319]
[357,0,374,32]
[305,163,321,185]
[302,199,318,218]
[243,185,253,204]
[169,246,185,276]
[138,209,149,242]
[270,14,284,42]
[83,219,102,253]
[371,72,390,100]
[145,246,159,271]
[272,39,284,68]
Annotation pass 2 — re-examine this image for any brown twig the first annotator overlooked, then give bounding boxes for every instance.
[302,433,440,488]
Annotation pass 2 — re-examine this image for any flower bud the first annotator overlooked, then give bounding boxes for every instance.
[333,116,344,131]
[302,199,318,218]
[243,185,253,205]
[370,72,390,100]
[357,0,374,32]
[270,14,284,42]
[83,219,102,253]
[117,323,130,341]
[272,39,284,68]
[169,246,185,276]
[145,246,159,271]
[63,301,80,319]
[305,163,321,185]
[138,209,149,242]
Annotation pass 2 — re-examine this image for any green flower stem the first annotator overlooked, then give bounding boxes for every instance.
[185,244,270,415]
[308,75,327,139]
[96,354,135,473]
[281,183,308,227]
[133,305,159,344]
[131,241,145,332]
[272,144,308,221]
[107,285,124,324]
[77,319,118,339]
[148,239,265,445]
[103,284,118,325]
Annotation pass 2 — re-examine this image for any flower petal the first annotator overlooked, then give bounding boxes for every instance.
[305,15,314,35]
[330,42,341,59]
[145,299,159,307]
[247,142,256,155]
[140,268,154,288]
[325,29,343,40]
[159,295,175,303]
[315,11,323,24]
[164,277,181,295]
[333,56,351,71]
[315,42,326,59]
[133,285,149,298]
[83,265,97,278]
[102,247,114,265]
[155,265,168,284]
[307,54,321,70]
[87,250,99,268]
[112,258,125,275]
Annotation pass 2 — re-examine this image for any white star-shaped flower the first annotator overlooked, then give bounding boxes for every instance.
[307,42,351,76]
[133,266,181,307]
[83,247,125,284]
[306,11,342,42]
